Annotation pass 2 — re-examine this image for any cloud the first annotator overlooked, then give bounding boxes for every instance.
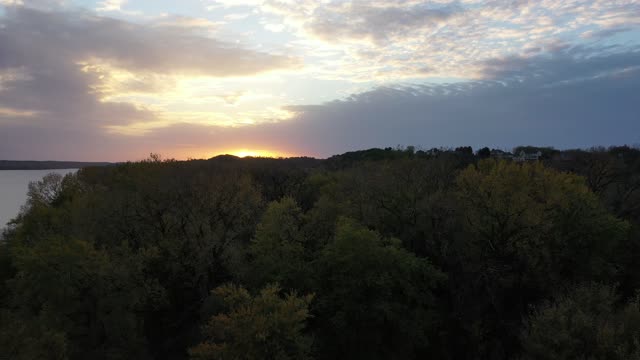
[151,14,224,32]
[277,48,640,154]
[223,12,251,21]
[141,48,640,158]
[252,0,640,80]
[581,27,633,39]
[478,45,640,82]
[0,6,297,77]
[306,2,462,44]
[96,0,126,12]
[4,46,637,161]
[0,4,299,150]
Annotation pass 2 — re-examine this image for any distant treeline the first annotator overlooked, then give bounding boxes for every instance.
[0,160,112,170]
[1,145,640,360]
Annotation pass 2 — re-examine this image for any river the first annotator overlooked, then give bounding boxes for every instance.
[0,169,77,231]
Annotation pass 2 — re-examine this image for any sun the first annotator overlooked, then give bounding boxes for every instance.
[227,149,282,158]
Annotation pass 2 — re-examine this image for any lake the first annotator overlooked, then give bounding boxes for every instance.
[0,169,77,231]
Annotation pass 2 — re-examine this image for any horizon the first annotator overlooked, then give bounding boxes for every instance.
[1,0,639,161]
[2,143,640,163]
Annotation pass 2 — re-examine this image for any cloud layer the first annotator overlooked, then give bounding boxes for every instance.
[247,0,640,80]
[0,5,297,126]
[3,44,638,160]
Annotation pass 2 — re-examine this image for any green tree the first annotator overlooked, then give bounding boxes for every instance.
[324,157,459,256]
[313,219,445,360]
[1,237,151,360]
[248,197,310,290]
[456,159,627,287]
[450,159,629,358]
[189,284,314,360]
[0,309,68,360]
[521,284,640,360]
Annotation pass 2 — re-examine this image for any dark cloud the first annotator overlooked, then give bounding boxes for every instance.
[0,6,297,76]
[270,49,640,155]
[0,59,154,127]
[479,45,640,81]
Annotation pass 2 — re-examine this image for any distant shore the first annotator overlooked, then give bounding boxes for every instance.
[0,160,112,170]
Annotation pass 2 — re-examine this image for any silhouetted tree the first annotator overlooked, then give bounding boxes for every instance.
[477,147,491,158]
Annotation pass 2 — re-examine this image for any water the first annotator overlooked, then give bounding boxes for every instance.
[0,169,77,231]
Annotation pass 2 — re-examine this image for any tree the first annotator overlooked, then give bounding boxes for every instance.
[189,284,314,360]
[1,237,151,360]
[3,148,639,360]
[324,157,460,256]
[313,219,444,360]
[456,159,627,285]
[521,284,640,360]
[26,172,65,208]
[0,309,68,360]
[450,159,629,358]
[455,146,473,155]
[477,147,491,159]
[248,197,310,290]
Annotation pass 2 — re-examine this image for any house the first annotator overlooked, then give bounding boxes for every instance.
[513,151,542,162]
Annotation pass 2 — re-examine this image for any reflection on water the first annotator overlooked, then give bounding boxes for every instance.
[0,169,77,230]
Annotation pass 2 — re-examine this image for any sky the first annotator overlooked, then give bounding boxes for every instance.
[0,0,639,161]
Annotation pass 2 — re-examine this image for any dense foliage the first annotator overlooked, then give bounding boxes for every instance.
[1,146,640,359]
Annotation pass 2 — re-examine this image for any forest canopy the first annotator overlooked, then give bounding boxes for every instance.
[1,146,640,360]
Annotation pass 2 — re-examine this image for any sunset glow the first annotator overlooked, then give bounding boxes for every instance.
[225,149,285,158]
